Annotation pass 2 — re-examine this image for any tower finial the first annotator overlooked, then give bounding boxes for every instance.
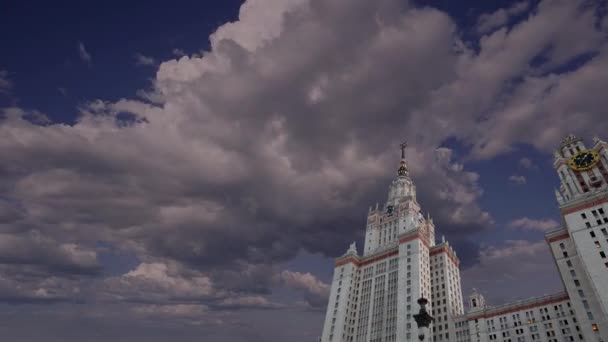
[398,141,409,177]
[400,141,408,159]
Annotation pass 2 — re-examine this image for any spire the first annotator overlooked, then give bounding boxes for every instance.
[398,141,409,177]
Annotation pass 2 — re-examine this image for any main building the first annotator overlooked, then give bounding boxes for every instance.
[320,135,608,342]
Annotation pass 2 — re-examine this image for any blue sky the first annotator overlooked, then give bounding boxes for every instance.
[1,0,606,341]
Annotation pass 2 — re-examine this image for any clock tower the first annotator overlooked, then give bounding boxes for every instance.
[554,134,608,204]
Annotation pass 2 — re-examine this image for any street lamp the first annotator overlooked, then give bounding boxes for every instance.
[413,297,434,342]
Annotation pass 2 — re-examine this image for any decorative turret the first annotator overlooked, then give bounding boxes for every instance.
[468,288,486,313]
[345,242,358,256]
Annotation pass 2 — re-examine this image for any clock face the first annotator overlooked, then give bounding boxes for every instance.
[386,205,394,216]
[568,150,600,171]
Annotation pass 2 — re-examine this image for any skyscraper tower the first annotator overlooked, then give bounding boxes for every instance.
[320,143,464,342]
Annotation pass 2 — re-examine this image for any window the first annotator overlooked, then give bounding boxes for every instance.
[593,210,598,217]
[591,231,596,238]
[570,270,576,277]
[560,243,565,249]
[564,251,569,258]
[595,241,601,248]
[586,222,592,228]
[574,279,580,286]
[581,213,587,219]
[567,260,573,267]
[592,324,598,332]
[578,290,585,298]
[599,208,605,215]
[601,251,606,259]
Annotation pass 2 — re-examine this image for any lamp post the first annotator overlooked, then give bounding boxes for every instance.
[413,297,434,342]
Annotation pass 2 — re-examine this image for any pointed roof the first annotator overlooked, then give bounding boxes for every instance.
[398,141,409,177]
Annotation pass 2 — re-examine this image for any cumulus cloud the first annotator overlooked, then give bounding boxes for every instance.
[279,270,330,308]
[0,0,606,340]
[508,175,527,185]
[412,0,607,160]
[0,0,489,292]
[78,42,92,64]
[507,217,560,232]
[100,262,220,303]
[410,147,493,237]
[135,53,156,66]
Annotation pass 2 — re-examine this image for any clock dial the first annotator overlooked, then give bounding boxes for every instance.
[386,205,394,216]
[568,150,600,171]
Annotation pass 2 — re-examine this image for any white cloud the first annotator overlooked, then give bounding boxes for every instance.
[507,217,560,232]
[209,0,308,52]
[101,262,219,302]
[477,1,530,34]
[78,42,92,64]
[518,157,536,169]
[172,48,186,57]
[415,0,606,160]
[280,270,329,295]
[135,53,156,66]
[509,175,527,185]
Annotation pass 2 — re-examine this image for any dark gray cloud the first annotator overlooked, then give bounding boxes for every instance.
[0,0,606,340]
